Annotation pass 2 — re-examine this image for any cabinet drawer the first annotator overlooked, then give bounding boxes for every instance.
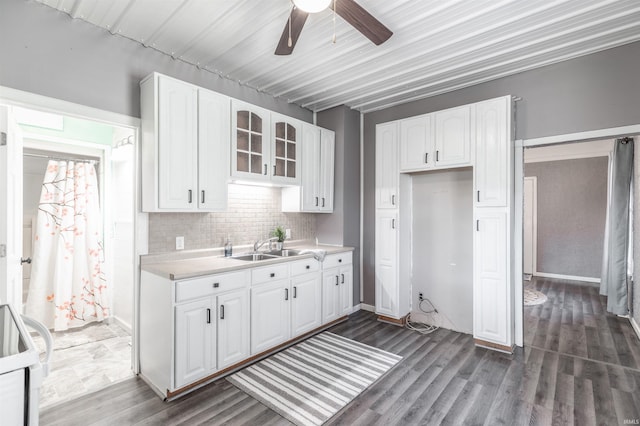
[290,258,320,276]
[323,251,353,269]
[251,263,289,284]
[176,270,249,302]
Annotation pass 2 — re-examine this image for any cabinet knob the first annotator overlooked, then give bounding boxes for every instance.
[213,282,219,288]
[338,259,342,263]
[270,272,275,278]
[306,265,310,269]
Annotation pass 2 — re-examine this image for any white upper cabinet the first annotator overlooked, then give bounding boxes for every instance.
[231,100,271,180]
[475,96,510,207]
[271,113,302,185]
[140,73,230,212]
[434,104,472,167]
[376,122,399,209]
[281,124,335,213]
[198,89,230,211]
[400,115,434,172]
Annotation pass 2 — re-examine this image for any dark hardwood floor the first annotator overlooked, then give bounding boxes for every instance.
[42,278,640,425]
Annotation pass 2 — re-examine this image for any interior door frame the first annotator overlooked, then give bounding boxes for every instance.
[514,123,640,347]
[0,85,144,374]
[523,176,537,276]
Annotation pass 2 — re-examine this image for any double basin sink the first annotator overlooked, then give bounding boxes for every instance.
[231,249,302,262]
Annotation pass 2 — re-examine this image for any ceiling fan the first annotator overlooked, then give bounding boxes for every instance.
[275,0,393,55]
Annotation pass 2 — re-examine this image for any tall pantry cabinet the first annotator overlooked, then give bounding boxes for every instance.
[374,95,514,352]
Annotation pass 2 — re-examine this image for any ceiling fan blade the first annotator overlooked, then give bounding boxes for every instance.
[275,7,309,55]
[331,0,392,45]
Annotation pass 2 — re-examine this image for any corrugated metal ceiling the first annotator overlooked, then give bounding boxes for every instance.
[35,0,640,113]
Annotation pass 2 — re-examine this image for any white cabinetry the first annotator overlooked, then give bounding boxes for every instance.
[291,260,322,336]
[475,97,509,207]
[375,211,398,317]
[217,290,250,369]
[251,279,291,354]
[400,115,434,172]
[281,124,335,212]
[376,122,399,209]
[175,298,214,388]
[322,252,353,323]
[140,73,229,212]
[271,113,302,185]
[231,100,271,180]
[473,210,509,345]
[434,104,472,167]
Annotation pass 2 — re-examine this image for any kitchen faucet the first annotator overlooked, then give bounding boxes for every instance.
[254,236,279,252]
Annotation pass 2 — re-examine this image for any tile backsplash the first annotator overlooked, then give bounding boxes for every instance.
[148,184,316,253]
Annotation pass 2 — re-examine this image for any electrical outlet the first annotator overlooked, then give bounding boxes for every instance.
[176,236,184,250]
[418,292,424,301]
[285,228,291,239]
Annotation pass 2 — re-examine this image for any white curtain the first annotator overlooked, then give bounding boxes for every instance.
[25,160,109,331]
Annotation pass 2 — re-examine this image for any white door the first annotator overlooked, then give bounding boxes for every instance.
[475,97,508,207]
[158,76,198,210]
[198,89,229,211]
[434,105,471,167]
[251,280,290,354]
[322,270,340,324]
[375,122,398,209]
[291,273,322,337]
[400,115,433,171]
[474,210,508,345]
[174,298,213,388]
[523,177,537,275]
[339,266,353,316]
[0,106,23,307]
[217,289,250,369]
[319,129,335,212]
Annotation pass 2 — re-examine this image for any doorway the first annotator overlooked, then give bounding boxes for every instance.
[523,176,536,278]
[15,106,137,407]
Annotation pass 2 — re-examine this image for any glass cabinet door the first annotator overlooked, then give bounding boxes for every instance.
[235,109,264,175]
[274,121,297,179]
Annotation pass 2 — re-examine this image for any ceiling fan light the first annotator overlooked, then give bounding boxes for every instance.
[292,0,332,13]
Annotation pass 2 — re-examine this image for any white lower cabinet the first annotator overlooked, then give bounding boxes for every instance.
[217,290,250,369]
[291,273,322,336]
[174,298,215,388]
[473,210,510,347]
[322,252,353,323]
[251,279,291,354]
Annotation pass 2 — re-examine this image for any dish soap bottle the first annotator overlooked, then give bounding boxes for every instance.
[224,236,233,257]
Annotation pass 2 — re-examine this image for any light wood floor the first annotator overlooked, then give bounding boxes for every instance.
[42,277,640,425]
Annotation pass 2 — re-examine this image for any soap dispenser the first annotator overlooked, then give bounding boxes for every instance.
[224,236,233,257]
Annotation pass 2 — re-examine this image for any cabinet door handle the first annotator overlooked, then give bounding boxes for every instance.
[201,190,205,204]
[188,190,192,203]
[341,273,345,284]
[425,153,428,163]
[293,286,297,299]
[436,150,439,161]
[315,197,319,206]
[392,218,396,229]
[477,190,480,202]
[264,164,267,175]
[285,288,289,301]
[322,197,325,207]
[206,308,211,324]
[335,275,339,286]
[273,165,276,176]
[476,220,479,232]
[392,194,395,205]
[220,305,225,319]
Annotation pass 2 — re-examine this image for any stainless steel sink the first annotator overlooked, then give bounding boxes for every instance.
[266,249,302,257]
[231,253,279,261]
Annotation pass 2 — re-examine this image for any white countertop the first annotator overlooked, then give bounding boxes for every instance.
[141,243,354,281]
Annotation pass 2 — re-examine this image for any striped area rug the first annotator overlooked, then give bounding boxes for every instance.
[227,332,402,425]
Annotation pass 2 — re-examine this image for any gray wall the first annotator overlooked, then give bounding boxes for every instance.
[317,106,361,304]
[363,41,640,305]
[525,157,608,279]
[634,141,640,328]
[0,0,311,121]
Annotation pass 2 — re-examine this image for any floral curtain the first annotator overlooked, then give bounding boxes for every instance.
[25,160,109,331]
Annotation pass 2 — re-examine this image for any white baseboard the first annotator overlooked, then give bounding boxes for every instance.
[631,317,640,342]
[534,272,600,284]
[359,303,375,312]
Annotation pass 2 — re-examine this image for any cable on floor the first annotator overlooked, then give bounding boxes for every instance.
[405,297,439,335]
